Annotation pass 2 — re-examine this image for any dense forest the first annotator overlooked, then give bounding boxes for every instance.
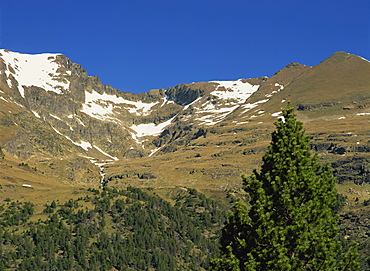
[0,184,369,270]
[0,186,229,270]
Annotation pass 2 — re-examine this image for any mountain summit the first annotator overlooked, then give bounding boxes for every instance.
[0,50,369,188]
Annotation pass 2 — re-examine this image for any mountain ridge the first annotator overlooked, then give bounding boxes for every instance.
[0,49,370,189]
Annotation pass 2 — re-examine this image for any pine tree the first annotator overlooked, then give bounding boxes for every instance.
[211,105,358,270]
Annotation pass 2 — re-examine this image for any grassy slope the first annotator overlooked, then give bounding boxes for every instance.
[262,52,370,117]
[0,152,98,216]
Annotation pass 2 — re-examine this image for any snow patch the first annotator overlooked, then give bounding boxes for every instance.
[83,156,116,187]
[78,140,93,151]
[93,145,118,161]
[51,126,91,151]
[183,96,202,110]
[240,99,269,114]
[271,111,282,117]
[6,78,12,88]
[50,114,61,120]
[265,84,284,98]
[32,111,41,118]
[160,96,175,107]
[359,56,370,63]
[196,104,239,126]
[83,90,158,118]
[236,121,249,125]
[75,117,86,127]
[274,83,284,90]
[66,114,85,126]
[0,97,9,102]
[131,116,175,139]
[210,79,259,102]
[0,50,70,98]
[149,148,161,157]
[14,101,25,108]
[185,80,261,126]
[81,100,119,123]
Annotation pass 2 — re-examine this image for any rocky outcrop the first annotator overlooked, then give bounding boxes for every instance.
[166,84,205,105]
[123,149,145,159]
[165,81,220,106]
[152,122,207,153]
[331,156,370,184]
[4,129,34,160]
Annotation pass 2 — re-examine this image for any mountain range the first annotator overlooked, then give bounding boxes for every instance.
[1,49,370,269]
[0,49,370,193]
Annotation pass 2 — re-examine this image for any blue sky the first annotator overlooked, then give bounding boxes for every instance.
[0,0,369,93]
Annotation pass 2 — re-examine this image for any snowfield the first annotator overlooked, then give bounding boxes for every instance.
[81,90,159,121]
[190,79,261,125]
[130,116,176,141]
[0,49,70,98]
[210,79,259,102]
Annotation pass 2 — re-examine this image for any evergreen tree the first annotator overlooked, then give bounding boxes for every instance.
[212,105,358,270]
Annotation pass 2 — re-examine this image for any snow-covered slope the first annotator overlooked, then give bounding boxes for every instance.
[210,80,260,101]
[82,90,159,120]
[191,79,260,125]
[0,49,70,97]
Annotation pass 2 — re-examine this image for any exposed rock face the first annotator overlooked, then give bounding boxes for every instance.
[166,83,207,105]
[123,149,145,159]
[4,129,34,160]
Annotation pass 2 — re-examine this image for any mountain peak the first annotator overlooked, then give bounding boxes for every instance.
[273,62,310,76]
[323,51,359,64]
[0,49,70,98]
[318,51,369,67]
[268,50,370,111]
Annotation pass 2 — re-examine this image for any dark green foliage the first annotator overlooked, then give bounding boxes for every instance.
[43,200,57,214]
[212,105,359,270]
[0,147,4,159]
[0,201,34,226]
[363,199,370,206]
[0,186,227,270]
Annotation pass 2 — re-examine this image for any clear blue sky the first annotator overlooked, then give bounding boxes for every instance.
[0,0,369,93]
